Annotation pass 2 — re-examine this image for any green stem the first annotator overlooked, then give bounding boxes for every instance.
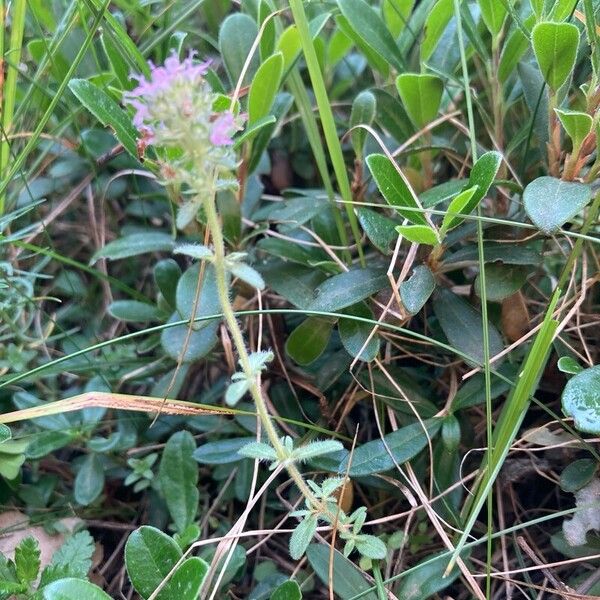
[0,0,27,214]
[288,0,365,266]
[202,189,323,511]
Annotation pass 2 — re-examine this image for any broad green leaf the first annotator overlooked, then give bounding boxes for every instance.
[92,232,174,262]
[371,88,413,143]
[161,317,219,362]
[337,0,405,71]
[558,356,583,375]
[233,115,276,148]
[550,0,580,21]
[555,109,593,151]
[350,90,376,157]
[161,557,208,600]
[339,303,380,362]
[108,300,160,322]
[474,264,528,302]
[440,185,479,235]
[219,13,260,86]
[159,431,199,533]
[306,268,388,312]
[532,21,580,91]
[340,419,441,476]
[382,0,415,37]
[68,79,138,159]
[396,73,444,128]
[523,176,592,234]
[258,0,276,60]
[443,151,502,231]
[432,288,504,366]
[366,154,427,225]
[478,0,507,36]
[498,15,536,83]
[420,179,467,208]
[125,526,182,599]
[560,458,597,493]
[421,0,453,61]
[443,241,542,266]
[400,265,436,314]
[74,454,104,505]
[395,224,439,245]
[306,544,378,600]
[356,207,397,254]
[395,552,461,599]
[42,579,111,600]
[154,259,182,309]
[277,25,302,71]
[248,52,283,124]
[271,580,302,600]
[261,261,327,309]
[561,365,600,434]
[285,317,333,365]
[0,452,26,480]
[193,437,257,464]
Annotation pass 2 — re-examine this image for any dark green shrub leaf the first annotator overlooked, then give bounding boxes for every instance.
[532,21,580,91]
[337,0,405,71]
[366,154,427,225]
[357,207,397,255]
[0,424,11,443]
[340,419,441,476]
[400,265,436,314]
[396,73,444,128]
[339,303,380,362]
[68,79,138,159]
[395,551,461,600]
[561,365,600,434]
[193,437,257,464]
[523,176,592,234]
[306,544,378,600]
[560,459,597,493]
[271,580,302,600]
[74,454,104,505]
[432,288,504,366]
[154,259,182,309]
[350,90,376,157]
[421,0,453,61]
[286,317,333,365]
[219,13,260,85]
[307,268,388,312]
[92,232,175,262]
[108,300,160,323]
[474,264,528,302]
[159,431,199,533]
[558,356,583,375]
[249,52,283,124]
[42,578,111,600]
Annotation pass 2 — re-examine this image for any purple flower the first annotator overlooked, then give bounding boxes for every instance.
[210,112,236,146]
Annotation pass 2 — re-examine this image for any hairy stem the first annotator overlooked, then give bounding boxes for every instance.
[202,189,324,512]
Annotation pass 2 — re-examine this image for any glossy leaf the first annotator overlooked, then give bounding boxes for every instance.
[478,0,506,36]
[307,268,388,312]
[340,419,441,476]
[285,317,333,365]
[350,90,376,157]
[248,52,284,124]
[558,356,583,375]
[366,154,427,225]
[42,579,111,600]
[421,0,453,61]
[306,544,378,600]
[68,79,138,159]
[400,265,436,314]
[433,288,504,366]
[395,224,439,245]
[523,176,592,234]
[562,365,600,434]
[356,207,397,254]
[396,73,444,128]
[532,21,580,91]
[219,13,260,85]
[74,453,104,505]
[555,109,593,151]
[108,300,160,323]
[159,431,199,533]
[440,185,479,235]
[339,303,380,362]
[337,0,405,71]
[271,580,302,600]
[443,152,501,231]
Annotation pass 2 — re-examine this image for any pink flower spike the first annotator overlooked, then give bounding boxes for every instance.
[210,112,236,146]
